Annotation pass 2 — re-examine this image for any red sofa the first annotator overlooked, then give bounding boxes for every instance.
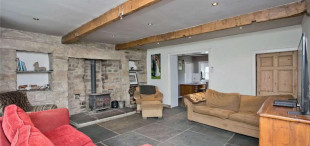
[0,105,95,146]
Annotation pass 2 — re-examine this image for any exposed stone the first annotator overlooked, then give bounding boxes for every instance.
[0,27,146,115]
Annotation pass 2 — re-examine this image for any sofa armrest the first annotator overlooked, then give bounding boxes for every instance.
[155,91,163,99]
[184,98,194,111]
[28,108,69,133]
[184,98,206,120]
[134,92,141,104]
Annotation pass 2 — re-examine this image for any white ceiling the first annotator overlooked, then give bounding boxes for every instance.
[0,0,301,45]
[0,0,127,36]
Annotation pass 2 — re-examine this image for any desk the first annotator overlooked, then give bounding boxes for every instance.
[179,83,206,96]
[258,96,310,146]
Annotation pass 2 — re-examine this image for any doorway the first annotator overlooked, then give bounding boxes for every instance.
[256,51,297,97]
[177,53,209,106]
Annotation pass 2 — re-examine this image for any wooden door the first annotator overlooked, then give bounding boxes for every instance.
[256,51,297,97]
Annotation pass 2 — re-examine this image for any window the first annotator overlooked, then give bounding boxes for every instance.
[199,62,209,80]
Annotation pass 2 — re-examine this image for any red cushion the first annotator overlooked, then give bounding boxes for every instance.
[44,125,94,146]
[11,125,54,146]
[2,105,34,142]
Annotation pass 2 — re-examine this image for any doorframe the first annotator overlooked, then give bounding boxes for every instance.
[252,47,297,95]
[168,48,211,107]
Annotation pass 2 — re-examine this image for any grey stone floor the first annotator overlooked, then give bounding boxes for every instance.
[77,107,258,146]
[70,107,135,126]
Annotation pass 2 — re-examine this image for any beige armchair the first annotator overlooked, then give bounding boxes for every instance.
[134,85,163,113]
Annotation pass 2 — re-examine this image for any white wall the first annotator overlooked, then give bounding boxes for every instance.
[147,25,302,107]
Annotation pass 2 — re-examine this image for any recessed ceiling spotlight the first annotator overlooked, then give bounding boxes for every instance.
[211,2,218,6]
[33,17,39,21]
[148,23,153,26]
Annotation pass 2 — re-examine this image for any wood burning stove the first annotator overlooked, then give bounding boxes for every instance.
[89,60,111,111]
[89,93,111,111]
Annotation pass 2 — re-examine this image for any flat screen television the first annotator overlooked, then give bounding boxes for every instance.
[295,32,309,115]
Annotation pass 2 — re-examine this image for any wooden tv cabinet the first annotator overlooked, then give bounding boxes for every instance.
[258,96,310,146]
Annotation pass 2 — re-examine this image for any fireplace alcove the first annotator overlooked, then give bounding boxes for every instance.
[67,58,123,114]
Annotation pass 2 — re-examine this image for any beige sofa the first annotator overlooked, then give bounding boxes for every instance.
[184,89,284,138]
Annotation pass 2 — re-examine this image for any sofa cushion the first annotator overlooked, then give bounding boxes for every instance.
[0,118,10,146]
[11,125,53,146]
[139,85,156,95]
[205,89,241,112]
[239,95,268,113]
[193,105,235,119]
[229,113,259,126]
[2,105,34,142]
[184,92,207,104]
[44,125,94,146]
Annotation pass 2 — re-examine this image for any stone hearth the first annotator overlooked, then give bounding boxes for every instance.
[70,107,135,128]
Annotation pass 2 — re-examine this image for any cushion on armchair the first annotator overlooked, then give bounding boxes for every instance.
[139,85,156,95]
[2,105,34,142]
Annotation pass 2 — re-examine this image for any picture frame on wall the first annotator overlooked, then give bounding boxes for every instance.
[129,72,138,85]
[151,54,161,79]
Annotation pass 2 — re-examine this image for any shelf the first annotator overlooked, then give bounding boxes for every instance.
[129,59,141,61]
[17,89,50,92]
[16,70,53,73]
[129,70,142,72]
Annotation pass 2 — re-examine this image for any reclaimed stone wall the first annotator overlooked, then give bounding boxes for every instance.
[68,58,86,115]
[102,60,122,101]
[0,27,147,115]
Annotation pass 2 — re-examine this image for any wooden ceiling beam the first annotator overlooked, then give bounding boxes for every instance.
[61,0,160,44]
[116,1,306,50]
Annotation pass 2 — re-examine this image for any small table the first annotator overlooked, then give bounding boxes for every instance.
[141,101,163,119]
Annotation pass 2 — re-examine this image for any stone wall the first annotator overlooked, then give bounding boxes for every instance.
[102,60,122,101]
[0,27,147,115]
[68,58,86,115]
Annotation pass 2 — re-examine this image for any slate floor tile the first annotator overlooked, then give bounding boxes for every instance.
[227,134,258,146]
[134,123,183,142]
[98,114,155,134]
[90,109,124,119]
[117,107,135,113]
[189,123,234,139]
[103,132,159,146]
[70,113,97,124]
[156,141,177,146]
[163,107,186,118]
[96,142,107,146]
[158,113,196,131]
[78,124,118,143]
[167,130,228,146]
